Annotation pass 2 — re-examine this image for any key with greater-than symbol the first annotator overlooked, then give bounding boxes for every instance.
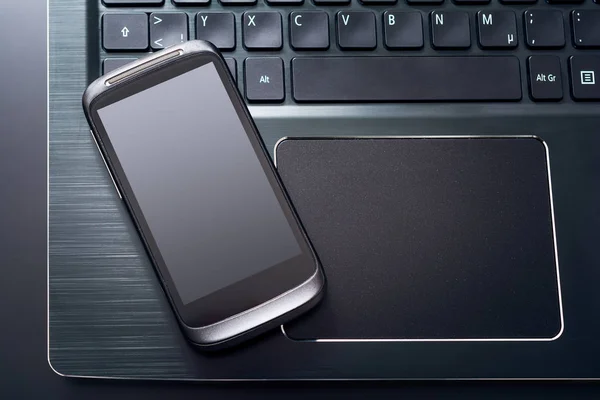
[150,13,188,50]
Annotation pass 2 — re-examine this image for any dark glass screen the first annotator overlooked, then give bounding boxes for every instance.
[97,62,302,305]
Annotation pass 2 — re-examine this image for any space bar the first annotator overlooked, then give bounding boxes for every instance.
[292,57,522,102]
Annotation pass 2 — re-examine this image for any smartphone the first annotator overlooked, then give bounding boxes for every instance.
[82,40,324,350]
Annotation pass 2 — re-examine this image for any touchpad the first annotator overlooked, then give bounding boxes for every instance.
[276,137,562,341]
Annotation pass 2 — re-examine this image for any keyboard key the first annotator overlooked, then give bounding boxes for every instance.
[292,56,522,101]
[408,0,444,4]
[225,58,237,82]
[290,12,329,50]
[245,57,284,102]
[431,11,470,49]
[501,0,536,3]
[477,11,518,49]
[103,0,163,4]
[173,0,210,4]
[572,10,600,48]
[570,56,600,100]
[361,0,397,3]
[196,13,235,50]
[150,13,188,50]
[103,58,137,74]
[267,0,304,3]
[547,0,582,3]
[524,10,565,49]
[219,0,256,4]
[102,13,148,51]
[337,12,377,50]
[383,12,423,49]
[313,0,350,4]
[454,0,490,4]
[243,12,283,50]
[528,56,563,101]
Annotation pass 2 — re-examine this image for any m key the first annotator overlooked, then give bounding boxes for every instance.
[243,12,283,50]
[477,11,518,49]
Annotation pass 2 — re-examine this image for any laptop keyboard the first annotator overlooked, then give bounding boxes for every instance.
[99,1,600,103]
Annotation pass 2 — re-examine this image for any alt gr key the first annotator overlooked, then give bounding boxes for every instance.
[528,56,563,101]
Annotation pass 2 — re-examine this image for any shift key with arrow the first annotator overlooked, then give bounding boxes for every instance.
[103,13,149,51]
[150,13,189,50]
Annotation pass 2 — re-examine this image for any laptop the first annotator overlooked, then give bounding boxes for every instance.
[48,0,600,380]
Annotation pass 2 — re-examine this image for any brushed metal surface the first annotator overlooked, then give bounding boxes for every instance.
[49,0,600,380]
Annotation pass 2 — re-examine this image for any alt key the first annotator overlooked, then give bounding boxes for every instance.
[244,57,284,103]
[528,56,563,101]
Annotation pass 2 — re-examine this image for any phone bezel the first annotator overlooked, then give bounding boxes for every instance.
[85,49,320,329]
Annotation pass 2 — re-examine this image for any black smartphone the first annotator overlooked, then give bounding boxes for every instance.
[82,41,324,350]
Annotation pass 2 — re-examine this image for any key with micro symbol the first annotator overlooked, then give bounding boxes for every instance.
[384,12,423,49]
[196,13,235,50]
[572,10,600,49]
[431,11,471,49]
[528,56,563,101]
[337,11,377,50]
[103,13,149,51]
[570,56,600,100]
[150,13,188,50]
[245,57,284,102]
[477,11,518,49]
[290,12,329,50]
[243,12,283,50]
[524,10,565,49]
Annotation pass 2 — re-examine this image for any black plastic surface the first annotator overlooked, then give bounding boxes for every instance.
[278,137,561,340]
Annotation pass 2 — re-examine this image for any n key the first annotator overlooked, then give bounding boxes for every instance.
[477,11,518,49]
[431,12,470,49]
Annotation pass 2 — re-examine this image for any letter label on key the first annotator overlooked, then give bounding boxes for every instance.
[482,14,492,25]
[508,34,514,45]
[295,15,302,27]
[388,14,395,26]
[260,75,270,84]
[200,15,208,27]
[342,14,350,26]
[435,14,443,26]
[248,15,256,27]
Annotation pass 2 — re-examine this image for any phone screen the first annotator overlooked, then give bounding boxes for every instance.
[96,61,303,306]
